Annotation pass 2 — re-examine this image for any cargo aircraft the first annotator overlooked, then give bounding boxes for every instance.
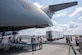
[0,0,77,36]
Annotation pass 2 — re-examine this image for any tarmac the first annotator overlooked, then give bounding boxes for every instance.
[0,38,81,55]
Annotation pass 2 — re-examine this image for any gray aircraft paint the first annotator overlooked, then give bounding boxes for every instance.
[0,0,52,27]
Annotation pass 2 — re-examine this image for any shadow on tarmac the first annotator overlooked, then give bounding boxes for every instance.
[0,46,41,55]
[0,48,28,55]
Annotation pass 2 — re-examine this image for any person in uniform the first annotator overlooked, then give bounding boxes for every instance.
[31,35,36,51]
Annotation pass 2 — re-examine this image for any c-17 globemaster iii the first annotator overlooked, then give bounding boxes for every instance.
[0,0,77,36]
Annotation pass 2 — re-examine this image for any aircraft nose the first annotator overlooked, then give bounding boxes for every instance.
[0,0,53,29]
[28,9,53,27]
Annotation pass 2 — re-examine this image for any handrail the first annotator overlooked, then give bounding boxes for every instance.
[68,39,77,55]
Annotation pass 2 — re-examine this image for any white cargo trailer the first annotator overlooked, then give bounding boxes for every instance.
[46,31,64,41]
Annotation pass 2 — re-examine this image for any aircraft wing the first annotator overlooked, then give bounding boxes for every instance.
[41,1,78,18]
[49,1,77,12]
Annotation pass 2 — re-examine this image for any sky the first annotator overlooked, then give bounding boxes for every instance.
[19,0,82,35]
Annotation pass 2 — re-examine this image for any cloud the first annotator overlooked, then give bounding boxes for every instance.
[69,7,82,17]
[52,11,66,18]
[51,20,58,26]
[34,2,43,8]
[63,22,82,35]
[49,21,80,35]
[78,16,82,20]
[74,23,82,35]
[68,21,78,28]
[65,23,82,35]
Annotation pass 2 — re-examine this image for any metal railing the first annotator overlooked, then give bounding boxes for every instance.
[68,39,77,55]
